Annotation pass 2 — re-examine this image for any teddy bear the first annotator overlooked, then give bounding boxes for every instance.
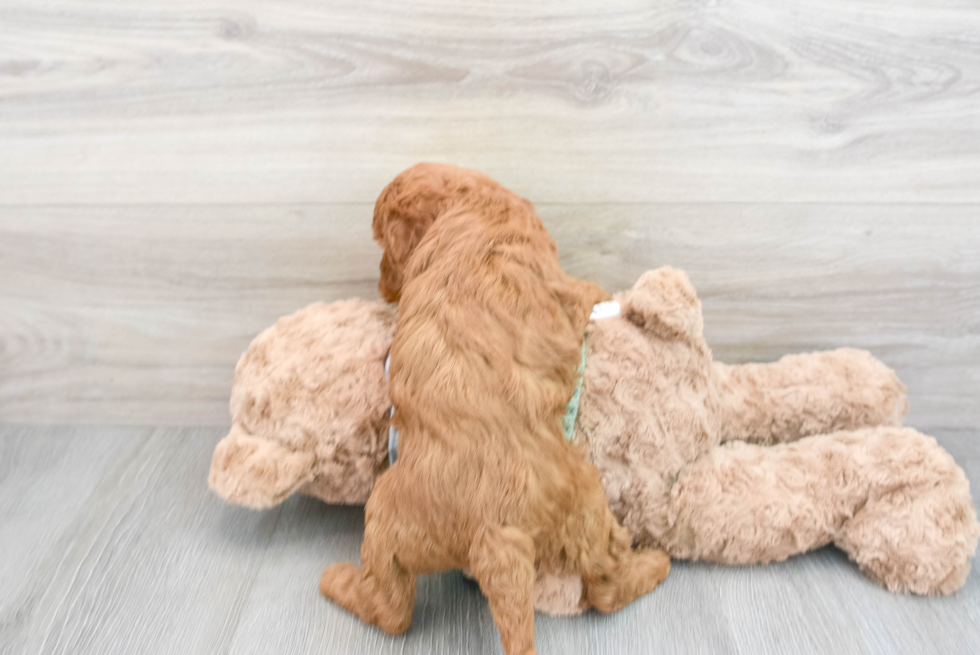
[209,267,978,613]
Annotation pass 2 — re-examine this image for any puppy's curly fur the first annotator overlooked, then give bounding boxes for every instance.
[319,164,670,654]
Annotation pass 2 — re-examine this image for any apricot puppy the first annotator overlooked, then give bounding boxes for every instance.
[319,164,669,654]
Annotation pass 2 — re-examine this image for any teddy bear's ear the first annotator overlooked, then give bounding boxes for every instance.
[209,424,315,509]
[621,267,704,343]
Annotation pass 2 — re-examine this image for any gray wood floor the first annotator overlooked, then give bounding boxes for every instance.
[1,425,978,655]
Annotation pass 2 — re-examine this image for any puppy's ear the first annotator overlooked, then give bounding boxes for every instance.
[621,267,703,342]
[376,215,432,302]
[373,171,440,302]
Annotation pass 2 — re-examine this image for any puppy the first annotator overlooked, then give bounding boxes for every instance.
[320,164,669,655]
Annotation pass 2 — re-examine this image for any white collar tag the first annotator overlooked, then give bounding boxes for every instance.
[590,300,621,320]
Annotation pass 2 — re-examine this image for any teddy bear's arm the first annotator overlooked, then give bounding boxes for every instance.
[711,348,908,446]
[665,427,978,595]
[208,424,316,509]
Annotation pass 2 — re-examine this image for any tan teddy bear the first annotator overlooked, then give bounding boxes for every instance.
[209,267,978,613]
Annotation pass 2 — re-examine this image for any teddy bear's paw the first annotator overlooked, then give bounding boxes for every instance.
[209,424,315,509]
[838,494,978,596]
[833,429,980,595]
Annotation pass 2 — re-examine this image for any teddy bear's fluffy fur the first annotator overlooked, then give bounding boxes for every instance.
[210,298,396,508]
[316,163,668,654]
[210,270,978,613]
[581,267,976,596]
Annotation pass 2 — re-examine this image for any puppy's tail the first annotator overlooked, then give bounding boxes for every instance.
[373,162,493,301]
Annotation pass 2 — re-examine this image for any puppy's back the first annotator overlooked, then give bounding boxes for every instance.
[385,173,606,536]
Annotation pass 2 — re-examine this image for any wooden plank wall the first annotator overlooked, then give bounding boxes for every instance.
[2,0,978,430]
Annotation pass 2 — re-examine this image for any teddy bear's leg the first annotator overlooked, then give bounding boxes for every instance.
[835,445,979,595]
[712,348,908,446]
[666,427,978,595]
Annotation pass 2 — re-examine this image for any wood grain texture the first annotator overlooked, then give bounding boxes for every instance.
[2,0,979,426]
[0,427,283,655]
[0,426,977,655]
[0,204,381,424]
[3,204,978,429]
[0,425,152,652]
[1,0,979,204]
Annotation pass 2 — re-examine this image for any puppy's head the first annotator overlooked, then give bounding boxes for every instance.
[373,162,498,301]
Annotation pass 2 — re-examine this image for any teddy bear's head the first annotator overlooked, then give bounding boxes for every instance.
[209,299,397,508]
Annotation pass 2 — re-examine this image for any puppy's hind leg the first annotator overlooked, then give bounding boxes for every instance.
[583,514,670,614]
[469,525,538,655]
[319,498,417,634]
